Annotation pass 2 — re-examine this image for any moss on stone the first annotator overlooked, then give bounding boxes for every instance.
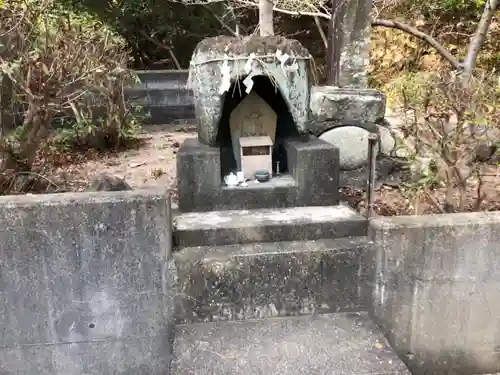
[194,35,310,58]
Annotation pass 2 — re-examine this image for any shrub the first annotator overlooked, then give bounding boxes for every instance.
[388,71,500,212]
[0,0,143,193]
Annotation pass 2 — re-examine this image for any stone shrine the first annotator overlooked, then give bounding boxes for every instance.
[229,91,276,171]
[177,36,340,212]
[170,31,408,375]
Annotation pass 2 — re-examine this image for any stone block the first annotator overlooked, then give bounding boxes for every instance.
[176,138,222,212]
[219,176,296,210]
[173,205,367,247]
[373,278,500,375]
[175,138,298,212]
[124,74,195,124]
[0,189,175,375]
[285,136,340,206]
[174,237,373,324]
[171,312,411,375]
[176,136,340,212]
[309,86,386,133]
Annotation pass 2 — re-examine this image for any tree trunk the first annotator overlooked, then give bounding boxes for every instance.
[327,0,345,86]
[461,0,499,84]
[259,0,274,36]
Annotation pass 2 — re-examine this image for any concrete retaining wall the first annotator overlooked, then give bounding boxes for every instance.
[0,189,175,375]
[369,212,500,375]
[129,70,194,124]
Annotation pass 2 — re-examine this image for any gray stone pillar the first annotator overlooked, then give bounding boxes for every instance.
[339,0,372,88]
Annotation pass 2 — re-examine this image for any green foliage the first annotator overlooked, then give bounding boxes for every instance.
[0,0,145,193]
[397,0,486,18]
[48,106,147,152]
[59,0,231,68]
[383,71,500,212]
[440,0,484,13]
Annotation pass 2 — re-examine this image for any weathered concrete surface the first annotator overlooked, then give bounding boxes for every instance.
[135,69,190,90]
[369,212,500,375]
[0,189,176,375]
[174,205,367,247]
[309,86,386,129]
[176,138,222,212]
[171,312,411,375]
[189,36,312,145]
[127,70,194,124]
[285,136,340,207]
[174,237,373,324]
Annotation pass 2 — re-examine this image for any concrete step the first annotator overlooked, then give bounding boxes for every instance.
[174,237,373,324]
[170,312,411,375]
[173,205,367,247]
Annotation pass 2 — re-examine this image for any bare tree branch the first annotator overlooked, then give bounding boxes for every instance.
[233,0,331,18]
[175,0,496,79]
[202,4,238,36]
[461,0,499,83]
[138,30,182,69]
[229,2,462,71]
[371,18,462,70]
[313,16,328,48]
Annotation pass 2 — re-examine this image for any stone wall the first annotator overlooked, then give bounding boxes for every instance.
[369,212,500,375]
[130,70,194,124]
[0,189,176,375]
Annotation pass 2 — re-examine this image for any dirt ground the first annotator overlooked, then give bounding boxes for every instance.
[44,123,500,216]
[47,124,196,196]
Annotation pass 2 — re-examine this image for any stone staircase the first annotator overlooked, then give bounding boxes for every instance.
[170,205,411,375]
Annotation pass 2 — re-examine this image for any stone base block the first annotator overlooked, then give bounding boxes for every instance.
[285,136,340,206]
[173,205,367,247]
[309,86,386,135]
[176,138,222,212]
[176,137,340,212]
[174,237,373,324]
